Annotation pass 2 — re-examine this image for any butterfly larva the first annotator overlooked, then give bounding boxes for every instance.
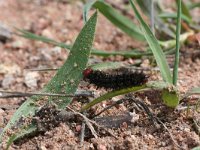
[83,68,148,90]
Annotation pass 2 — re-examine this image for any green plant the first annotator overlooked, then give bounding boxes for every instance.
[0,11,97,146]
[2,0,200,147]
[81,0,200,111]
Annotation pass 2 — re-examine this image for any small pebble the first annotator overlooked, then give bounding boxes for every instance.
[24,72,40,88]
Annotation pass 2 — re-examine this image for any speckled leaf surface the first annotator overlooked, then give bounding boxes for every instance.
[0,12,97,142]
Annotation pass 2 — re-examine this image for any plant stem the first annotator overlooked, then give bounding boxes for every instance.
[173,0,182,86]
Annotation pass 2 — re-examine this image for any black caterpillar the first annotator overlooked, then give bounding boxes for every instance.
[83,68,148,90]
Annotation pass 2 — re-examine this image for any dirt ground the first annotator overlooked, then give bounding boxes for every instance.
[0,0,200,149]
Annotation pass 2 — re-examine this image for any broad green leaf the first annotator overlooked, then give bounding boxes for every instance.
[81,85,147,111]
[162,89,179,108]
[0,12,97,142]
[129,0,172,83]
[44,11,97,108]
[93,0,145,41]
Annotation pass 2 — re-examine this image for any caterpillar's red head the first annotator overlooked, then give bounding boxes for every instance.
[83,68,93,78]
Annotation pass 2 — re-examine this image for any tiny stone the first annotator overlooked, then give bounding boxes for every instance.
[97,144,107,150]
[11,40,24,49]
[0,23,11,42]
[52,46,62,55]
[75,125,82,132]
[161,142,166,147]
[184,128,190,132]
[2,74,15,88]
[42,29,54,39]
[24,72,40,88]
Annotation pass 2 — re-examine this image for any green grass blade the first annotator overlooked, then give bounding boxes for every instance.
[188,2,200,9]
[0,12,97,142]
[17,30,149,58]
[176,0,191,20]
[136,0,176,38]
[93,0,145,41]
[6,124,37,150]
[81,81,180,111]
[159,12,191,23]
[44,12,97,108]
[81,85,147,111]
[173,0,182,85]
[16,29,71,49]
[90,62,124,70]
[188,88,200,95]
[129,0,172,83]
[91,49,152,57]
[184,87,200,98]
[192,147,200,150]
[16,29,177,58]
[83,0,96,23]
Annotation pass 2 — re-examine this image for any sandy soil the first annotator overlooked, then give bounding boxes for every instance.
[0,0,200,149]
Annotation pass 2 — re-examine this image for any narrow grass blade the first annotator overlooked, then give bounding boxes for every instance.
[173,0,182,85]
[81,81,180,111]
[188,88,200,95]
[93,1,145,41]
[6,125,37,150]
[81,85,147,111]
[17,30,148,57]
[91,49,152,57]
[176,0,191,20]
[183,87,200,99]
[188,2,200,9]
[16,29,71,49]
[159,12,191,23]
[90,62,124,70]
[83,0,96,23]
[129,0,172,83]
[192,147,200,150]
[136,0,175,38]
[159,31,194,49]
[18,29,192,58]
[0,12,97,142]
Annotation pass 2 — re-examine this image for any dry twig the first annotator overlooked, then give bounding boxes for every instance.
[0,90,94,98]
[66,106,118,139]
[155,117,182,149]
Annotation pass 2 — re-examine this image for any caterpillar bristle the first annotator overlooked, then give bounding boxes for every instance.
[83,68,148,90]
